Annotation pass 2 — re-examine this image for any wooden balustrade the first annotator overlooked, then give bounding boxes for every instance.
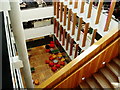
[91,29,97,45]
[37,27,119,88]
[54,36,120,88]
[80,0,85,13]
[54,18,56,33]
[74,0,78,9]
[72,13,77,35]
[60,2,63,22]
[56,21,59,37]
[67,9,72,30]
[59,25,63,41]
[82,23,89,47]
[95,0,104,24]
[63,5,67,26]
[104,0,116,31]
[87,0,93,18]
[77,18,83,41]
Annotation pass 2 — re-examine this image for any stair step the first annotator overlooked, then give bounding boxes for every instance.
[106,62,119,77]
[112,58,120,68]
[93,72,113,88]
[79,81,91,89]
[86,77,101,88]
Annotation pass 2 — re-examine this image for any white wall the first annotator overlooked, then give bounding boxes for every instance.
[24,25,54,40]
[21,6,54,22]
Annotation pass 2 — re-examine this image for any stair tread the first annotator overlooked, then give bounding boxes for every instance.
[112,58,120,68]
[79,81,91,89]
[86,77,101,88]
[93,72,112,88]
[106,62,119,77]
[100,67,118,83]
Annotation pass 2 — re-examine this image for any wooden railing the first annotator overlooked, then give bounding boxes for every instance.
[37,27,119,88]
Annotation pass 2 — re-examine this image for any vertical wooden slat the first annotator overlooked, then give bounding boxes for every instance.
[70,38,74,56]
[56,21,59,37]
[74,0,78,9]
[95,0,104,24]
[54,2,56,15]
[82,23,89,47]
[104,0,116,31]
[77,18,83,41]
[80,0,85,13]
[67,9,72,30]
[63,5,67,26]
[87,0,93,18]
[72,13,77,35]
[60,2,63,22]
[59,25,62,41]
[54,18,56,33]
[91,29,97,45]
[62,29,65,45]
[56,2,59,18]
[66,34,70,50]
[69,0,72,5]
[74,44,79,58]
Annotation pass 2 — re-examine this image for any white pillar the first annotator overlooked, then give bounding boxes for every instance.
[9,1,34,88]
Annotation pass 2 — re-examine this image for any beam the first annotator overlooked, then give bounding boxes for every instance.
[67,9,72,30]
[95,0,104,24]
[63,5,67,26]
[82,23,89,47]
[91,29,97,45]
[104,0,116,31]
[72,13,77,35]
[77,18,83,41]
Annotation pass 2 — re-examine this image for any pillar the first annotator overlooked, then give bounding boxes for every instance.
[9,1,34,88]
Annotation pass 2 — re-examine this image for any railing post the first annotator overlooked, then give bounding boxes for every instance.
[54,1,56,15]
[87,0,93,18]
[82,23,89,47]
[74,0,78,9]
[72,13,77,35]
[74,44,79,58]
[62,29,66,45]
[63,5,67,26]
[80,0,85,13]
[91,29,97,45]
[56,2,59,19]
[60,2,63,22]
[67,9,72,30]
[66,33,70,50]
[70,38,74,56]
[59,25,62,41]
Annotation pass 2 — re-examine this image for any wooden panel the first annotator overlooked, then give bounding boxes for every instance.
[66,33,70,50]
[95,0,104,24]
[80,0,85,13]
[82,23,89,47]
[104,0,116,31]
[62,29,65,45]
[56,2,59,18]
[70,38,74,56]
[54,2,56,15]
[63,5,67,26]
[37,28,119,88]
[67,9,72,30]
[69,0,72,5]
[74,0,78,9]
[87,0,93,18]
[91,29,97,45]
[72,13,77,35]
[74,44,79,58]
[77,18,83,41]
[60,2,63,22]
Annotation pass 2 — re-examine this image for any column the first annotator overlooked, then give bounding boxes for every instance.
[9,1,34,88]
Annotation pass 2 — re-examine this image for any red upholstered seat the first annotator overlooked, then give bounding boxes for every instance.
[49,62,54,67]
[56,64,60,68]
[45,60,50,64]
[50,41,55,44]
[46,49,50,52]
[51,67,57,72]
[60,61,65,66]
[50,44,55,48]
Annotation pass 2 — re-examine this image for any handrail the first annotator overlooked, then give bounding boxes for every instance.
[54,37,120,88]
[37,27,119,88]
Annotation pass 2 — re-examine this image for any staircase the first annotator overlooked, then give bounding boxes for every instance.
[79,57,120,89]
